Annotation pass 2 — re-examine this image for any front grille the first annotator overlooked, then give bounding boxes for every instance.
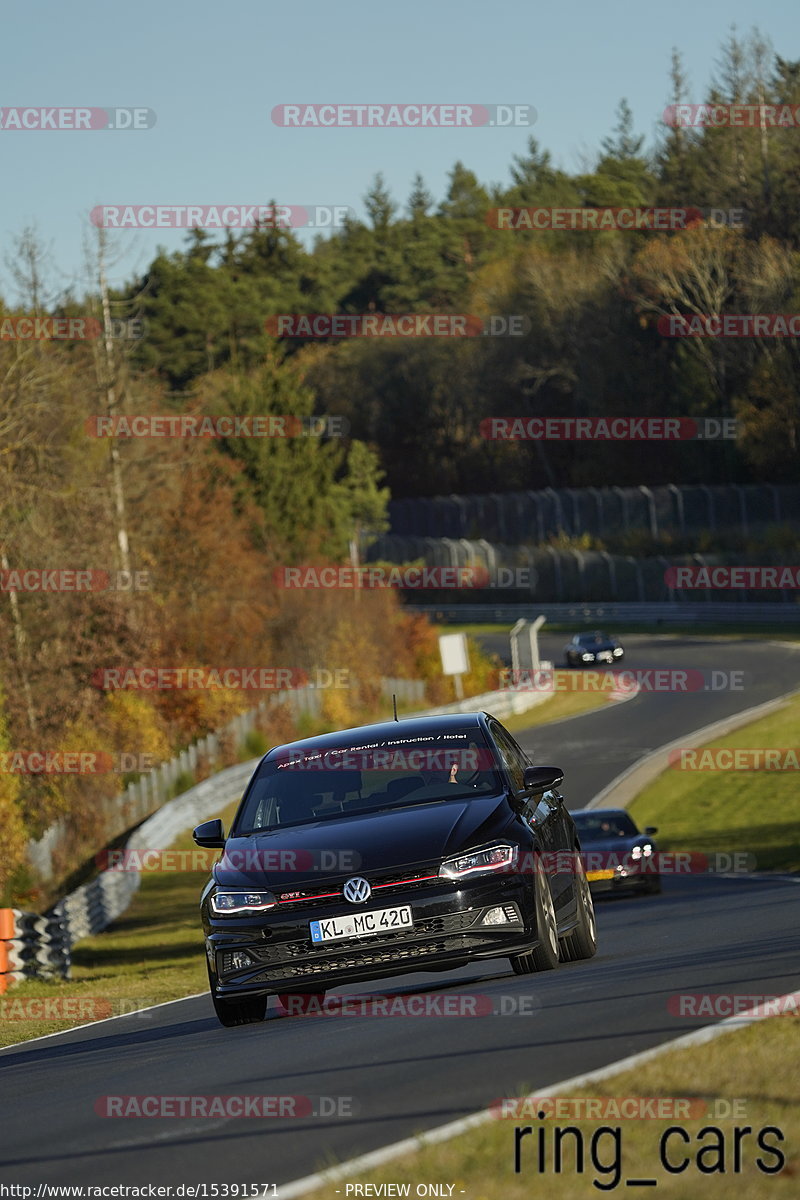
[249,940,454,980]
[250,910,479,965]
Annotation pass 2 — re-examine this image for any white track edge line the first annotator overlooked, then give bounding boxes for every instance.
[586,686,799,810]
[278,986,800,1199]
[0,990,206,1053]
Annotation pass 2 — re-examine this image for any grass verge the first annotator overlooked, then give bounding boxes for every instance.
[501,689,621,733]
[629,691,800,873]
[300,1015,800,1199]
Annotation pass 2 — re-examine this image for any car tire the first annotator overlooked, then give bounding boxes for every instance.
[278,991,327,1015]
[211,989,268,1027]
[643,875,662,895]
[560,851,597,962]
[509,856,560,974]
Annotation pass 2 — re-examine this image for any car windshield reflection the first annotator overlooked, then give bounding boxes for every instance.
[235,734,502,833]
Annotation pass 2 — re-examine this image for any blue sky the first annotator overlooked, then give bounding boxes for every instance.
[2,0,798,298]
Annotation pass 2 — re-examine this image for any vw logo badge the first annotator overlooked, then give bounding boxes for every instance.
[343,876,371,904]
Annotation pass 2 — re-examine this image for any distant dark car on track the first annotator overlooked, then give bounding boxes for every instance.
[194,711,597,1026]
[572,808,661,897]
[564,631,624,667]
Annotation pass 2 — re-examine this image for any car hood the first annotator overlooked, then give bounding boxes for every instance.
[212,793,514,888]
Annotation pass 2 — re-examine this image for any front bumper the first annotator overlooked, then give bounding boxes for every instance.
[204,874,538,997]
[588,863,659,895]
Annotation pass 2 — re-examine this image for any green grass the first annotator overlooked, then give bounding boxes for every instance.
[500,689,619,733]
[629,691,800,873]
[299,1015,800,1200]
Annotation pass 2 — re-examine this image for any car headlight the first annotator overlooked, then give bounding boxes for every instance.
[630,843,653,860]
[581,653,594,661]
[440,844,518,879]
[613,647,623,656]
[210,890,277,915]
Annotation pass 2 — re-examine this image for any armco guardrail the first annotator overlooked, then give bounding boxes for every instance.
[6,682,554,988]
[404,684,552,721]
[368,538,800,605]
[406,602,800,625]
[28,676,426,883]
[0,908,71,993]
[387,482,800,541]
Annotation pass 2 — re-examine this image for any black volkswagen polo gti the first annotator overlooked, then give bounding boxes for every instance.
[194,712,597,1026]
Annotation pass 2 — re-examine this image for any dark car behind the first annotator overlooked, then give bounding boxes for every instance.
[564,631,624,667]
[572,807,661,897]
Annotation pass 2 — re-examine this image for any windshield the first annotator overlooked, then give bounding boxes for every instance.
[234,730,503,833]
[573,812,639,839]
[577,631,609,645]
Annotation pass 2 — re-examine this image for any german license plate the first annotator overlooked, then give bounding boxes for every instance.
[309,905,413,944]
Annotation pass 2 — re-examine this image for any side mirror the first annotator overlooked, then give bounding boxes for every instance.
[193,819,225,848]
[523,765,564,794]
[644,825,658,836]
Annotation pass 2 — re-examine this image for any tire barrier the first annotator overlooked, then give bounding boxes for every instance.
[42,758,261,960]
[388,483,800,543]
[367,539,800,606]
[0,907,71,993]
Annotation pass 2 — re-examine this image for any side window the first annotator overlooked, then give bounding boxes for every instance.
[490,721,526,791]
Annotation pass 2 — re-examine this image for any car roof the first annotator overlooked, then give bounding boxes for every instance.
[264,711,492,760]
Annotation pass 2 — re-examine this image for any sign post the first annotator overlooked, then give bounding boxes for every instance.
[439,632,470,701]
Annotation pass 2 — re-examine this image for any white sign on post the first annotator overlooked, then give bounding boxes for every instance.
[439,633,470,700]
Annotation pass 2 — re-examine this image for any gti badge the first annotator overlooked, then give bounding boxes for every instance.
[343,876,372,903]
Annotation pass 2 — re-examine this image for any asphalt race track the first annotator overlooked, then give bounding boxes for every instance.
[506,634,800,808]
[1,636,798,1189]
